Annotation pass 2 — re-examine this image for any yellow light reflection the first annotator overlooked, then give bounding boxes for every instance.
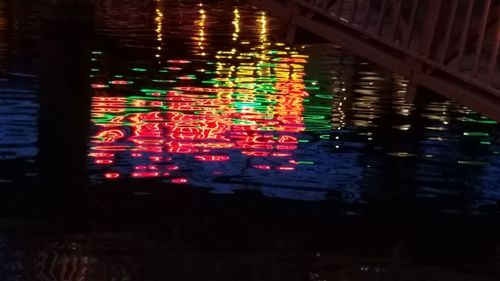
[259,11,268,47]
[232,8,240,41]
[193,3,207,56]
[155,0,165,63]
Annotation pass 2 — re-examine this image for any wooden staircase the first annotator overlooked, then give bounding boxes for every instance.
[249,0,500,121]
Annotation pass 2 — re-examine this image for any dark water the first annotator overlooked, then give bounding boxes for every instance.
[1,0,500,280]
[88,2,500,209]
[2,0,499,211]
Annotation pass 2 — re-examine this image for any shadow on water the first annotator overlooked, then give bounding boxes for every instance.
[0,1,499,280]
[28,2,95,222]
[0,205,500,280]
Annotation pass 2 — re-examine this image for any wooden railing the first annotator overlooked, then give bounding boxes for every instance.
[250,0,500,120]
[300,0,500,93]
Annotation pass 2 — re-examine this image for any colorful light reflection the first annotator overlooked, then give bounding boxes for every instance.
[89,10,315,184]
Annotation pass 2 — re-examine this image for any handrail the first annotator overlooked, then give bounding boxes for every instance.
[285,0,500,97]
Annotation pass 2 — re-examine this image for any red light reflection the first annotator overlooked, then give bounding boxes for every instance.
[90,47,309,182]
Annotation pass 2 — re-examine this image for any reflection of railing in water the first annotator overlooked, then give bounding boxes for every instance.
[249,0,500,121]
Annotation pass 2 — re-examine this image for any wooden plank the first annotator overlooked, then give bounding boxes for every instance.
[488,17,500,83]
[437,0,458,63]
[419,0,442,57]
[472,0,492,77]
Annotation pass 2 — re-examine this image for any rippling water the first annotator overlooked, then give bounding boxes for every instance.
[0,0,499,213]
[1,1,500,281]
[0,0,39,187]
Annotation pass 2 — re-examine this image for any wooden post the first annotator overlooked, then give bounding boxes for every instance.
[405,83,418,103]
[405,0,442,103]
[419,0,443,58]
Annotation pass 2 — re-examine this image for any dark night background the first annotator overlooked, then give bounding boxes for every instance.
[0,0,500,280]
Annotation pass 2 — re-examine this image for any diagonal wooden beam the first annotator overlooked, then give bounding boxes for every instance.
[442,4,500,66]
[248,0,500,121]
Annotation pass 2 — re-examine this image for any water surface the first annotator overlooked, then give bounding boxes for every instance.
[0,0,499,214]
[1,1,500,280]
